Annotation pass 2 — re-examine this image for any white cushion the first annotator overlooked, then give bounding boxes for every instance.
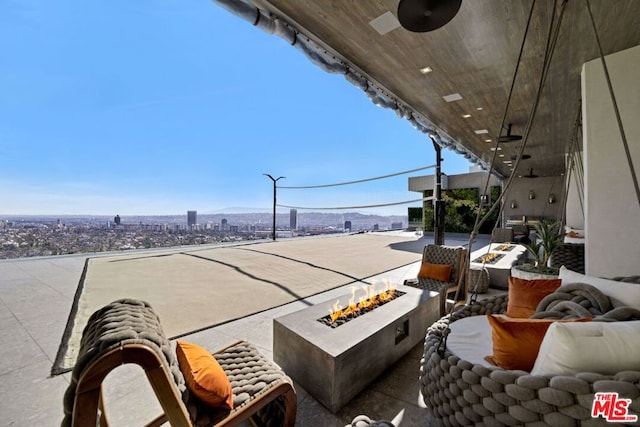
[563,235,585,244]
[531,321,640,376]
[446,315,496,368]
[559,266,640,308]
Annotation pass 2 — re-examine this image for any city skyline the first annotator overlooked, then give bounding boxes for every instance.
[1,0,472,217]
[0,210,411,259]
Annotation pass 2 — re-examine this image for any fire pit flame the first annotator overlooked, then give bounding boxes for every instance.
[326,282,400,325]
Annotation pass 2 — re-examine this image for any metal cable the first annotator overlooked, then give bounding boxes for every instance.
[492,0,567,227]
[475,0,537,226]
[562,106,585,224]
[277,197,433,211]
[560,104,583,224]
[470,0,565,244]
[278,164,435,189]
[460,0,567,309]
[585,0,640,208]
[467,0,538,255]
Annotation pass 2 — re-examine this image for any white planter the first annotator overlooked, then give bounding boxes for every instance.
[511,266,559,280]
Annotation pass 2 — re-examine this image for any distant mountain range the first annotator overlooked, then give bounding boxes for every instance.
[205,207,272,214]
[198,211,408,228]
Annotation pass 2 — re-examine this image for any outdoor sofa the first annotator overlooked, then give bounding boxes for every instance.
[420,268,640,426]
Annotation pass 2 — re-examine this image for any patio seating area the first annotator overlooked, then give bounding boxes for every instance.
[11,227,638,427]
[0,232,492,426]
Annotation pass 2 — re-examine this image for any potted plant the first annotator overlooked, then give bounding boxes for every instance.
[513,219,563,278]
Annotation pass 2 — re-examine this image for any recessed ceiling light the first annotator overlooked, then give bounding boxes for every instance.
[476,107,483,111]
[369,11,401,35]
[462,114,471,118]
[489,147,502,151]
[484,139,492,142]
[474,129,489,134]
[443,93,463,102]
[503,160,512,164]
[419,66,433,74]
[499,154,505,157]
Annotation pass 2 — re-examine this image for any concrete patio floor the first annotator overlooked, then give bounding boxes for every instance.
[0,231,491,426]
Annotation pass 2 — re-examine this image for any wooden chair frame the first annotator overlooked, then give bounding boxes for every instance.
[71,340,297,427]
[405,245,468,316]
[64,299,297,427]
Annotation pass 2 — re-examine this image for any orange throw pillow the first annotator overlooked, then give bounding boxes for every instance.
[566,231,584,238]
[176,341,233,409]
[506,276,562,318]
[417,262,452,282]
[485,315,590,371]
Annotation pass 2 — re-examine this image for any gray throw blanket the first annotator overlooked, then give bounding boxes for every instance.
[531,282,640,321]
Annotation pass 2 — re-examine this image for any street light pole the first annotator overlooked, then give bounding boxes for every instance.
[263,174,285,241]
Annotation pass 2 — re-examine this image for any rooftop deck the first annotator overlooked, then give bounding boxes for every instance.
[0,231,491,426]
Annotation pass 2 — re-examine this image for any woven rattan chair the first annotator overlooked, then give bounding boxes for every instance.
[491,228,514,243]
[512,224,530,244]
[550,243,585,274]
[404,245,467,316]
[62,299,296,427]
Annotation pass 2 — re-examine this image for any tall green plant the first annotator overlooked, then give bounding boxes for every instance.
[524,219,563,269]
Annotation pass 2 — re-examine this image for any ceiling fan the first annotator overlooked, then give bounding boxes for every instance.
[397,0,463,33]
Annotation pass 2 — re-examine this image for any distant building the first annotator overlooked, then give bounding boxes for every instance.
[373,224,379,231]
[290,209,297,230]
[114,214,121,225]
[344,220,352,232]
[187,211,197,227]
[391,222,403,230]
[229,225,239,233]
[221,218,228,230]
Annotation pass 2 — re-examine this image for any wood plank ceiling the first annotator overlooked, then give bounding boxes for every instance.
[255,0,640,178]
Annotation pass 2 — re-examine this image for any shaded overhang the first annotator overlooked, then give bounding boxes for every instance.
[213,0,640,180]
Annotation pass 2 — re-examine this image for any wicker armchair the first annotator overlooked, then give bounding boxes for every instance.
[512,224,531,244]
[491,228,514,243]
[404,244,467,316]
[62,299,296,427]
[420,294,640,426]
[550,243,585,274]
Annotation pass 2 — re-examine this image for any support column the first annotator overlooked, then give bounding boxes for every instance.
[431,137,445,245]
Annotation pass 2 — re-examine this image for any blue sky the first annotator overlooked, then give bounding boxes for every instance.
[1,0,472,216]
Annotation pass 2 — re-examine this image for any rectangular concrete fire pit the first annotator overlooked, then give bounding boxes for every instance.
[273,283,439,412]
